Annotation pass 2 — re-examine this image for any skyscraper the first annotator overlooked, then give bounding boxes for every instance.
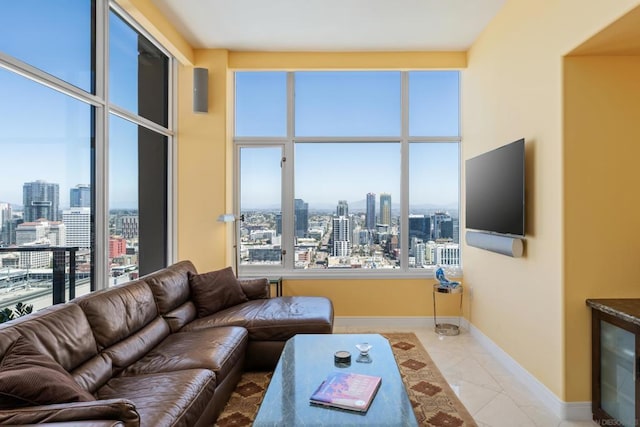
[336,200,348,217]
[409,214,430,255]
[23,180,60,222]
[63,207,92,248]
[365,193,376,230]
[275,212,282,236]
[431,211,452,240]
[332,216,350,257]
[0,202,11,244]
[379,193,391,226]
[70,184,91,208]
[294,198,308,238]
[409,214,430,242]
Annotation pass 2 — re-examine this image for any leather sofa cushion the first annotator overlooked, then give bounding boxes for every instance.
[143,260,196,315]
[102,317,170,375]
[182,296,334,341]
[189,267,248,317]
[0,336,95,409]
[0,398,139,427]
[74,280,158,350]
[123,326,247,385]
[162,301,197,332]
[237,277,270,300]
[10,304,98,372]
[97,369,215,427]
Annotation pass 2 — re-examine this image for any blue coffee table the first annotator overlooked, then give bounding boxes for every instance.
[253,333,418,426]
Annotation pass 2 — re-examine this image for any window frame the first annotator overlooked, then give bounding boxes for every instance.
[234,71,461,279]
[0,0,176,293]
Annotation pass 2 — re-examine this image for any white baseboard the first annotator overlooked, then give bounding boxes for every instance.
[334,315,460,330]
[334,316,592,421]
[467,323,591,421]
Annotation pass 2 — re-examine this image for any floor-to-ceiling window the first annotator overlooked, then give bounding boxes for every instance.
[235,71,460,277]
[0,0,173,312]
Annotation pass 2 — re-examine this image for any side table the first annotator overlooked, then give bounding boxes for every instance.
[432,284,463,336]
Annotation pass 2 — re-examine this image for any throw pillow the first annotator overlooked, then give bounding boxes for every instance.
[189,266,248,317]
[0,335,95,409]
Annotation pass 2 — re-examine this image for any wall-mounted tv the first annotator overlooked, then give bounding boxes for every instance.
[465,138,525,237]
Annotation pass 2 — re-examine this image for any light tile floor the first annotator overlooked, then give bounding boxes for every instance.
[334,325,598,427]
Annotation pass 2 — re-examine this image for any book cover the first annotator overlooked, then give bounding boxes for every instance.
[309,371,382,413]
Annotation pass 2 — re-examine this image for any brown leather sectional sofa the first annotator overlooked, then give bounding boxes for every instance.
[0,260,334,426]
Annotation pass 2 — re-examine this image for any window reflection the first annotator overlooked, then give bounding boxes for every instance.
[109,10,168,127]
[0,0,95,92]
[0,69,94,310]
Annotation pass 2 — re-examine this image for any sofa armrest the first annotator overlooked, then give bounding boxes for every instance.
[238,277,270,299]
[0,399,139,427]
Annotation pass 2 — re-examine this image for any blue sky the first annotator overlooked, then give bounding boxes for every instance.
[237,71,460,211]
[0,4,460,212]
[0,4,141,209]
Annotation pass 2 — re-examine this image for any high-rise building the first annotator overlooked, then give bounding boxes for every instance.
[332,216,350,257]
[275,212,282,236]
[294,199,308,238]
[379,193,391,226]
[109,236,127,259]
[415,242,426,267]
[63,207,91,248]
[116,215,139,239]
[0,202,11,244]
[431,211,452,240]
[409,214,430,242]
[19,241,52,269]
[23,180,60,222]
[434,243,460,265]
[16,219,65,246]
[336,200,349,217]
[365,193,376,230]
[16,221,49,245]
[70,184,91,208]
[47,222,66,246]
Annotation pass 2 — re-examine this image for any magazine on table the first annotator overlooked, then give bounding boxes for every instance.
[309,371,382,413]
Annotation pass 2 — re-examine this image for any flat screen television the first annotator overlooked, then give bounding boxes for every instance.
[465,138,525,237]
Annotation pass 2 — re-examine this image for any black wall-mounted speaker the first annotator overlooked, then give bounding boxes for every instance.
[193,67,208,113]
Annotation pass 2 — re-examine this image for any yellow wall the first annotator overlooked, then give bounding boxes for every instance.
[115,0,193,64]
[286,279,464,317]
[116,0,640,405]
[175,49,469,317]
[463,0,640,402]
[564,56,640,401]
[176,50,233,272]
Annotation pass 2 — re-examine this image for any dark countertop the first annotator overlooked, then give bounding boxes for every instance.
[586,299,640,327]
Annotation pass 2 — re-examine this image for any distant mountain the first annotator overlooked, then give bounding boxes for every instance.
[242,200,458,217]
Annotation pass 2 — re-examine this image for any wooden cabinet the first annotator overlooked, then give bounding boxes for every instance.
[587,299,640,427]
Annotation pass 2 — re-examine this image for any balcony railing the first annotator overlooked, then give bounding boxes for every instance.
[0,246,83,309]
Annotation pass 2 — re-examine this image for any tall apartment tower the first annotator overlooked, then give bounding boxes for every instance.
[63,207,92,248]
[431,211,452,240]
[336,200,349,217]
[70,184,91,208]
[379,193,391,226]
[0,202,11,244]
[23,180,60,222]
[365,193,376,230]
[294,199,309,238]
[408,214,430,255]
[275,212,282,236]
[332,216,350,257]
[116,215,139,239]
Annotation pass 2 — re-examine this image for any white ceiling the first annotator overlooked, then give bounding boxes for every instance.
[152,0,506,51]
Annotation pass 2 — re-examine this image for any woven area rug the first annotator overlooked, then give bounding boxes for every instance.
[215,332,477,426]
